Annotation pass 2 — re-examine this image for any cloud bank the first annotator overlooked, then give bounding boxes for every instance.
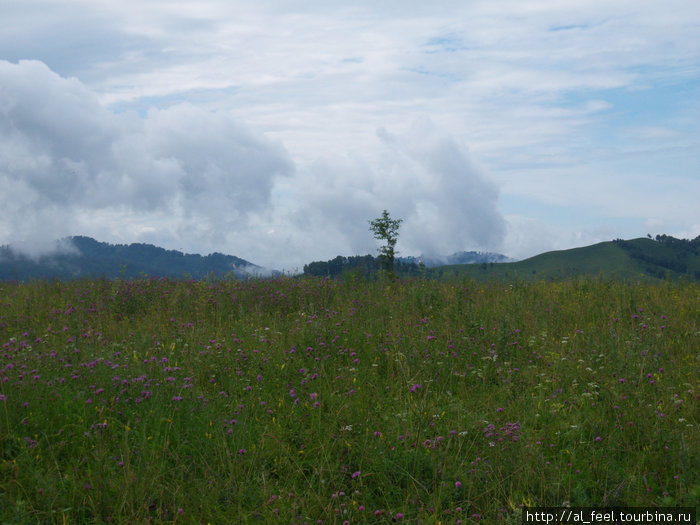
[1,0,698,267]
[0,60,293,259]
[1,60,507,267]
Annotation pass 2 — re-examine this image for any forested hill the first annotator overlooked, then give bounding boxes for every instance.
[0,236,264,281]
[303,251,511,278]
[434,236,700,282]
[2,234,698,282]
[613,235,700,278]
[303,254,424,278]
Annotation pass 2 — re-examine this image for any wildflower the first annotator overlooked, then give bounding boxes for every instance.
[352,471,361,479]
[455,480,462,488]
[237,448,246,455]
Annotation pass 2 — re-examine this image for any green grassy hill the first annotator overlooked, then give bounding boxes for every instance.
[431,236,700,282]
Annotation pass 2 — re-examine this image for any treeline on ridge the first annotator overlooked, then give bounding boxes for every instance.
[0,236,259,281]
[303,254,424,279]
[613,235,700,279]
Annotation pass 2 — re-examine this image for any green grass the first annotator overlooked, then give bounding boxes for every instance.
[434,238,699,282]
[0,276,698,523]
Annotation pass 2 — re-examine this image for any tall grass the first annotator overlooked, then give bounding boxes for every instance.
[0,276,697,523]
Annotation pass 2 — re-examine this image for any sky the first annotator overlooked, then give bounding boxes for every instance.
[1,0,698,271]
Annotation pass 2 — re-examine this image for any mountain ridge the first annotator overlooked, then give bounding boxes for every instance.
[1,235,698,282]
[400,250,513,267]
[0,236,268,281]
[431,236,700,282]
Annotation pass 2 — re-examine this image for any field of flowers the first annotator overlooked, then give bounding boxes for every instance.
[0,276,697,524]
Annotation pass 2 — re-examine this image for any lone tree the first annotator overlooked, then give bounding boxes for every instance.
[369,209,402,278]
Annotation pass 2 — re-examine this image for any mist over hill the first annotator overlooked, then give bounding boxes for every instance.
[0,236,270,281]
[1,235,697,282]
[303,251,512,278]
[400,251,513,267]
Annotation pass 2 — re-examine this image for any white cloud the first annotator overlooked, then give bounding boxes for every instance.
[0,60,293,258]
[0,0,698,267]
[274,117,506,264]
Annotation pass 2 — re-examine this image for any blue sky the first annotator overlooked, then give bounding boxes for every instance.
[0,0,698,269]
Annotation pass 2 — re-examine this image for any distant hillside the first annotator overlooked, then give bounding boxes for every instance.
[304,250,512,279]
[400,250,512,267]
[431,236,700,282]
[0,236,268,281]
[3,235,697,283]
[303,254,424,278]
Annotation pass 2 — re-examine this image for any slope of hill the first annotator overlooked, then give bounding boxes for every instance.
[0,236,266,281]
[431,236,699,282]
[304,251,513,278]
[400,251,512,267]
[303,254,424,278]
[3,235,697,282]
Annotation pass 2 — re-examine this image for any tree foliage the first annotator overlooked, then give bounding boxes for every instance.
[368,210,403,277]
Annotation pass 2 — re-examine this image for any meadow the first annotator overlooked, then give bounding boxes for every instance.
[0,276,697,524]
